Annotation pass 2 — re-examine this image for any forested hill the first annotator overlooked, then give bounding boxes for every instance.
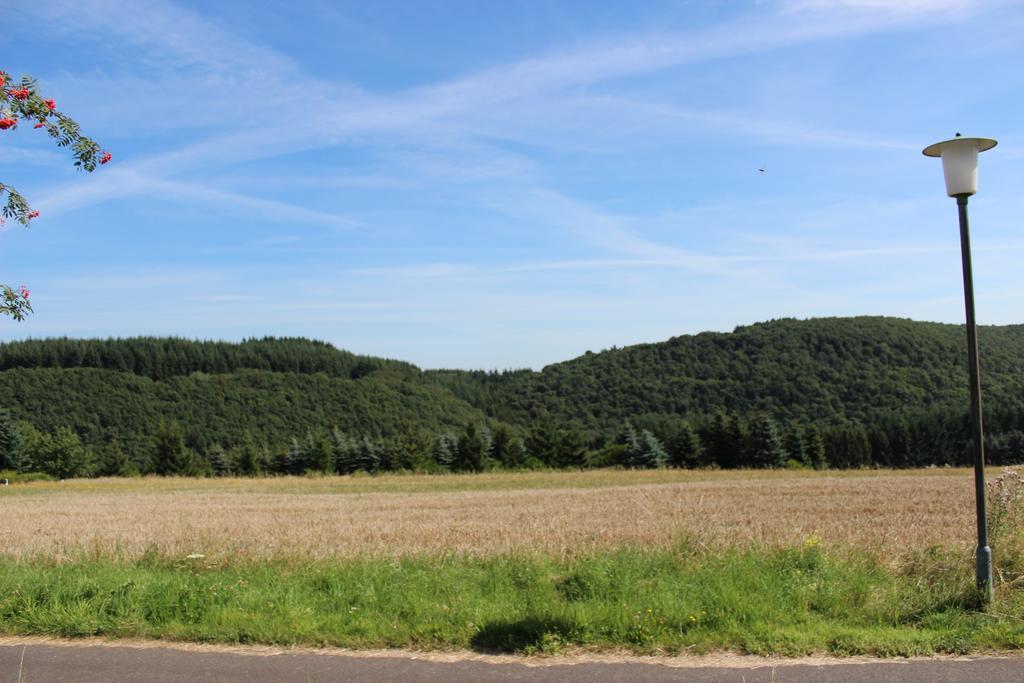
[0,337,481,457]
[0,336,416,380]
[428,316,1024,429]
[2,317,1024,467]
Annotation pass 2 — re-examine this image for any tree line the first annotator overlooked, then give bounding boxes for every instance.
[5,404,1024,480]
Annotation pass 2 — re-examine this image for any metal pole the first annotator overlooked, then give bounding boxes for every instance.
[956,193,993,603]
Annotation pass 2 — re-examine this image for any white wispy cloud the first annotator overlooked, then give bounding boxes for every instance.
[23,0,976,232]
[0,146,66,167]
[144,180,359,231]
[50,268,229,292]
[777,0,987,16]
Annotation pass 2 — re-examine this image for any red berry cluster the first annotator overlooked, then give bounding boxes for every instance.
[0,117,16,130]
[44,99,56,110]
[6,88,29,100]
[27,210,39,219]
[100,151,112,165]
[18,285,30,300]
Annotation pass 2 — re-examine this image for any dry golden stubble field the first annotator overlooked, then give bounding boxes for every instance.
[0,468,984,563]
[0,466,983,565]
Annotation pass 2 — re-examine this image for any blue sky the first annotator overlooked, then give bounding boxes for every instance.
[1,0,1023,369]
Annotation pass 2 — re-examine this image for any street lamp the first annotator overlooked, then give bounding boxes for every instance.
[923,133,998,603]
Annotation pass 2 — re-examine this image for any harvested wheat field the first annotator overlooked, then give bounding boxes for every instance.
[0,468,987,562]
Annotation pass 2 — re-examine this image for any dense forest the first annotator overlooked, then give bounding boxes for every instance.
[2,317,1024,478]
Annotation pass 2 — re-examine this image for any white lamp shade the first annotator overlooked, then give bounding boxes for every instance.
[922,136,997,197]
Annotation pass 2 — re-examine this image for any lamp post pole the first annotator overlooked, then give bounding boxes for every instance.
[923,134,998,603]
[956,193,993,602]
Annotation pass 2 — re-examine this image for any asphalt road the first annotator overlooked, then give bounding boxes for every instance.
[2,642,1023,682]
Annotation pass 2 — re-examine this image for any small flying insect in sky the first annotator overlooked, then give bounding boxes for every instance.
[757,167,766,174]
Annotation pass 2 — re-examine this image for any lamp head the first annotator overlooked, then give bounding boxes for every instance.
[922,134,997,197]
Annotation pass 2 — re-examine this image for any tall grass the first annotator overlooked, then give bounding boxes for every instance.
[0,543,1021,656]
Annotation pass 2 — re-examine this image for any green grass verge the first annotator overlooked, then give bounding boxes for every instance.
[1,544,1022,656]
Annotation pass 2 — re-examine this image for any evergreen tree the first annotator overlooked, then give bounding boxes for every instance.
[310,430,334,474]
[667,421,702,468]
[556,422,588,468]
[504,437,528,469]
[869,428,893,468]
[748,415,787,469]
[206,443,229,476]
[614,422,637,447]
[432,432,456,470]
[525,420,559,467]
[394,429,441,472]
[889,419,915,468]
[97,440,134,477]
[266,446,289,475]
[0,408,17,470]
[704,411,745,468]
[783,427,807,467]
[627,429,666,469]
[803,424,827,470]
[233,432,264,476]
[489,424,527,469]
[825,424,870,468]
[286,436,308,474]
[378,436,408,471]
[988,430,1024,465]
[331,428,358,474]
[454,421,487,472]
[152,421,190,476]
[10,421,41,472]
[355,436,380,473]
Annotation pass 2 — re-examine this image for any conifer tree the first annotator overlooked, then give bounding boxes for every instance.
[803,424,827,470]
[783,427,807,467]
[642,429,668,469]
[889,419,915,468]
[489,424,525,468]
[432,432,456,470]
[624,429,666,469]
[356,436,380,473]
[310,429,334,474]
[10,421,41,472]
[454,421,487,472]
[504,437,528,469]
[525,419,559,467]
[748,415,787,469]
[331,427,357,474]
[264,446,289,475]
[0,407,16,470]
[97,440,133,477]
[233,432,264,476]
[827,423,871,468]
[286,437,307,474]
[667,421,702,468]
[206,443,229,476]
[705,410,744,468]
[152,421,189,476]
[556,422,589,468]
[394,429,441,471]
[868,428,890,467]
